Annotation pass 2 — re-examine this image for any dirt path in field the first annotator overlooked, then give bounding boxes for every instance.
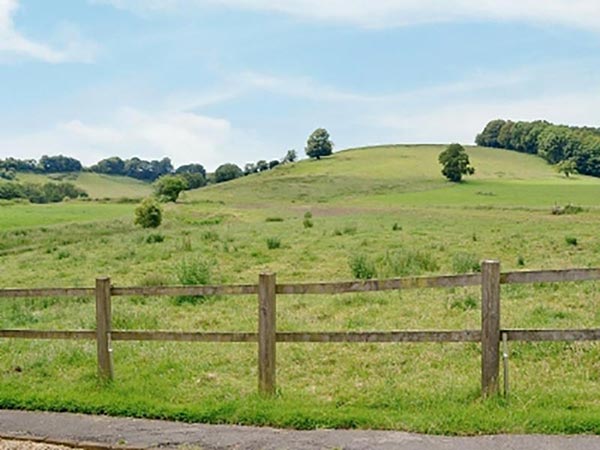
[1,409,600,450]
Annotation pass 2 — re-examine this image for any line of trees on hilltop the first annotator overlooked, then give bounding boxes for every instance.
[476,119,600,177]
[0,155,82,179]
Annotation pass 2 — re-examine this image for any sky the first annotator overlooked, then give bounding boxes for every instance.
[1,0,600,170]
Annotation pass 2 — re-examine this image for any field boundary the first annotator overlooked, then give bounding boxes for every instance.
[1,261,600,397]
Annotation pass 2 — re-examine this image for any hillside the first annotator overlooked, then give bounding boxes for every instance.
[187,145,600,208]
[13,172,152,199]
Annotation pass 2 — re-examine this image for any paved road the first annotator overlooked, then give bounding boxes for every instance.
[1,409,600,450]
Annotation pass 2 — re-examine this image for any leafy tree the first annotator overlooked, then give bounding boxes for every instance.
[175,163,206,178]
[215,163,243,183]
[244,163,257,175]
[91,157,125,175]
[305,128,333,160]
[475,119,506,147]
[256,160,269,172]
[438,143,475,182]
[180,172,206,189]
[269,160,280,169]
[282,149,297,163]
[38,155,82,173]
[134,198,162,228]
[556,159,578,178]
[154,175,188,202]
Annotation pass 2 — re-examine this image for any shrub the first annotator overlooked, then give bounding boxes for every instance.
[452,252,481,274]
[266,237,281,249]
[379,249,439,277]
[392,223,402,231]
[154,175,188,202]
[517,255,526,267]
[174,257,213,304]
[349,254,376,279]
[265,217,284,222]
[303,218,314,228]
[304,211,313,219]
[145,233,165,244]
[565,236,578,246]
[134,198,162,228]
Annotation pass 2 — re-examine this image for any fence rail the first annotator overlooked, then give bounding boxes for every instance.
[1,262,600,396]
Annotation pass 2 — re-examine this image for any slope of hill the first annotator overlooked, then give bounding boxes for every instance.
[14,172,152,199]
[187,145,600,208]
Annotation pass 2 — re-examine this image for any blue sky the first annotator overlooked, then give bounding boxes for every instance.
[2,0,600,169]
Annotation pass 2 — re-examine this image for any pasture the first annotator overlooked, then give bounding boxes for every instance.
[1,145,600,434]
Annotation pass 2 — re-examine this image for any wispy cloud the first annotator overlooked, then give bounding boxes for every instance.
[0,0,97,63]
[94,0,600,32]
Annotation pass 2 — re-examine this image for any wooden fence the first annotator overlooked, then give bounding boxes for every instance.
[1,260,600,397]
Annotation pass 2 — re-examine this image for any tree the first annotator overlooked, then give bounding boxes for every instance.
[556,159,578,178]
[243,163,257,175]
[438,143,475,182]
[154,175,188,202]
[175,163,206,178]
[305,128,333,160]
[475,119,506,147]
[268,160,280,169]
[214,163,243,183]
[282,149,297,163]
[91,157,125,175]
[256,160,269,172]
[134,198,162,228]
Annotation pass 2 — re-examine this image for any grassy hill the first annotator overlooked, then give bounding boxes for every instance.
[14,172,152,199]
[188,145,600,208]
[1,144,600,434]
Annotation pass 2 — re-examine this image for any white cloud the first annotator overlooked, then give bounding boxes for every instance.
[94,0,600,32]
[0,0,96,63]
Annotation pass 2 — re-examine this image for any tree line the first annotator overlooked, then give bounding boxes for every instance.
[475,119,600,177]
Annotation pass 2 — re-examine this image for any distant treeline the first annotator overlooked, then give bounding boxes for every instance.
[0,182,87,203]
[476,120,600,177]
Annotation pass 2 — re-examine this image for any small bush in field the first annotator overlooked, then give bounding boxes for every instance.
[174,257,213,305]
[303,218,313,228]
[349,254,376,279]
[266,237,281,249]
[565,236,578,246]
[134,198,162,228]
[145,233,165,244]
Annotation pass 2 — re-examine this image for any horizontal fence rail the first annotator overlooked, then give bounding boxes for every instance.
[1,263,599,397]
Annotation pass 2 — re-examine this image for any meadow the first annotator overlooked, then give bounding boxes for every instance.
[1,144,600,434]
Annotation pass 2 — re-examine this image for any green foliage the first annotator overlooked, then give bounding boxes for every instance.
[303,218,313,228]
[452,252,481,274]
[349,254,376,279]
[450,295,478,311]
[556,159,578,177]
[282,149,297,163]
[438,143,475,182]
[266,237,282,249]
[215,163,243,183]
[378,248,439,277]
[174,256,213,304]
[134,198,162,228]
[154,175,188,202]
[517,255,526,267]
[392,223,402,231]
[0,181,87,203]
[476,119,600,178]
[145,233,165,244]
[265,217,284,222]
[565,236,578,246]
[305,128,333,160]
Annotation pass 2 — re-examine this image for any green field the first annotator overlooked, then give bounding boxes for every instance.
[1,145,600,434]
[14,172,152,199]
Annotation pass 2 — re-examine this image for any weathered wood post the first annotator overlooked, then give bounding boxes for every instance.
[481,260,501,397]
[95,277,113,382]
[258,272,276,395]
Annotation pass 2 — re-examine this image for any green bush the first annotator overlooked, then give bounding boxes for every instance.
[145,233,165,244]
[392,223,402,231]
[565,236,578,246]
[134,198,162,228]
[174,257,213,304]
[379,249,439,277]
[552,204,584,215]
[349,254,376,279]
[303,218,314,228]
[266,237,281,249]
[265,217,284,222]
[452,252,481,274]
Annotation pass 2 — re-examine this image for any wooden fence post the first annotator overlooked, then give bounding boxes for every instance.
[481,260,500,397]
[258,272,276,395]
[95,277,113,382]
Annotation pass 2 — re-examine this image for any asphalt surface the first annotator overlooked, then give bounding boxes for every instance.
[1,409,600,450]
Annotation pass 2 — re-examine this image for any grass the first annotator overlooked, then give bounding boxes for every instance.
[1,144,600,434]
